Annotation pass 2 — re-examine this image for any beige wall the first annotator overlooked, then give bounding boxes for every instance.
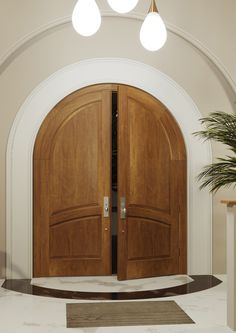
[0,0,235,277]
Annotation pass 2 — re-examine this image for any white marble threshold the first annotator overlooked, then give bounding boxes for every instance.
[31,274,193,293]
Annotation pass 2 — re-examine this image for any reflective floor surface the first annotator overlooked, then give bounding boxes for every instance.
[0,275,233,333]
[3,275,221,300]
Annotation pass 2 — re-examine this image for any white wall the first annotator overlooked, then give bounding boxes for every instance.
[0,0,235,277]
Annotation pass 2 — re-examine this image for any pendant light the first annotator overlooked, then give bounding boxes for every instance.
[72,0,101,37]
[107,0,139,14]
[140,0,167,51]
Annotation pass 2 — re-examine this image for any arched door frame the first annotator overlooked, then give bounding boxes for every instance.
[6,58,212,278]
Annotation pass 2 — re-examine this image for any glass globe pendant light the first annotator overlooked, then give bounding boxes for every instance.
[107,0,139,14]
[72,0,101,37]
[140,0,167,51]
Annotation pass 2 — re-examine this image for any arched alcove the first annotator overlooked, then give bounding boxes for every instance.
[6,58,212,278]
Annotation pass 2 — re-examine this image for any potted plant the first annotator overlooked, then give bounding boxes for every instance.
[194,111,236,192]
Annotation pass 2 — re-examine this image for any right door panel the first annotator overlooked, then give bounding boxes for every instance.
[117,85,187,280]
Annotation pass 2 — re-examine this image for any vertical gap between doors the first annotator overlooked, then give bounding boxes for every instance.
[111,91,118,274]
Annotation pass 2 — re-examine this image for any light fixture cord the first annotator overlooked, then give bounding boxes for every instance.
[149,0,158,13]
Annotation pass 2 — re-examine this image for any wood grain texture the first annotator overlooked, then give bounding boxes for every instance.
[49,216,102,259]
[33,85,112,277]
[221,200,236,205]
[127,218,171,260]
[117,85,187,280]
[34,83,187,279]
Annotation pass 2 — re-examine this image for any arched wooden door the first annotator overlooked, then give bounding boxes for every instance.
[33,84,186,279]
[33,85,112,277]
[117,86,187,280]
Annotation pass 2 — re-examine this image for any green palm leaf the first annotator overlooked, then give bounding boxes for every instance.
[194,112,236,192]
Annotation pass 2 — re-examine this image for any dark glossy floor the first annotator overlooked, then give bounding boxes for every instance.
[2,275,222,300]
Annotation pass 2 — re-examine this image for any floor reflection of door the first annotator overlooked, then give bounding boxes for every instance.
[33,84,187,280]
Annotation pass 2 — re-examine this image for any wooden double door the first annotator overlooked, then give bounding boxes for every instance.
[33,84,187,280]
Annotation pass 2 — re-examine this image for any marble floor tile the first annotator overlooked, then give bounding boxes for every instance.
[0,275,234,333]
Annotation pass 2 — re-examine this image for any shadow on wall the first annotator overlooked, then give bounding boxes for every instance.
[0,252,27,279]
[0,251,5,278]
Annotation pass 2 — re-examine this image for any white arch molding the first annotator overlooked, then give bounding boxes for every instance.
[6,58,212,279]
[1,11,235,98]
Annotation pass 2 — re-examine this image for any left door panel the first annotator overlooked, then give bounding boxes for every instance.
[33,85,112,277]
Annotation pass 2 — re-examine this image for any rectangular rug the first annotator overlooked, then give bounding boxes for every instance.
[66,300,194,328]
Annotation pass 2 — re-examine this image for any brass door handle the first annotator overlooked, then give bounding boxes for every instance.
[120,197,126,219]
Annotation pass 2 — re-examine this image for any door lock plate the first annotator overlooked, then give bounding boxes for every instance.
[103,196,109,218]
